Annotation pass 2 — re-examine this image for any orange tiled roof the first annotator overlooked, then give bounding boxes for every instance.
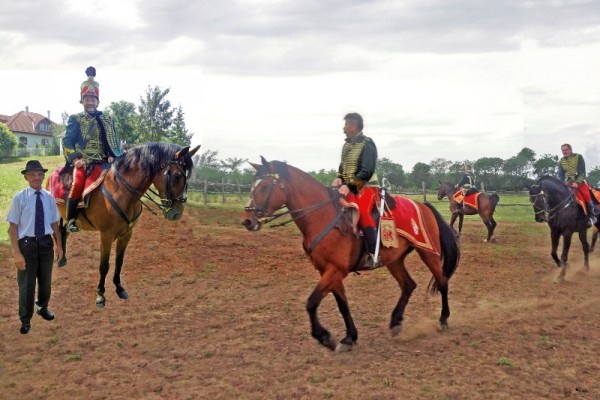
[1,110,55,136]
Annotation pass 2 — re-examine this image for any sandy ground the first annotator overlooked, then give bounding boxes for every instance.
[1,206,599,400]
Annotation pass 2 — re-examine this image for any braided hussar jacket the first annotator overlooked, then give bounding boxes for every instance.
[337,132,379,193]
[63,111,122,164]
[558,153,586,184]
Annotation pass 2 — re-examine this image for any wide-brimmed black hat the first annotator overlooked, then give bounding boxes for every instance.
[21,160,48,174]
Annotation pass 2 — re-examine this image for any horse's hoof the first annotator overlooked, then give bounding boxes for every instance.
[335,342,353,353]
[58,258,67,268]
[320,336,337,351]
[390,324,402,337]
[116,289,129,300]
[439,321,449,331]
[96,296,106,308]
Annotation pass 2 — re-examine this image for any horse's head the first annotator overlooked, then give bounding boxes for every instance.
[528,183,548,223]
[437,181,451,201]
[241,156,288,231]
[151,144,201,221]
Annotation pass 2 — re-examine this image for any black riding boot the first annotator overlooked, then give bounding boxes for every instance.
[586,201,597,226]
[65,198,80,232]
[363,226,382,269]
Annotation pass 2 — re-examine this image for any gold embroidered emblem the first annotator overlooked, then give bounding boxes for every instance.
[380,217,399,248]
[411,218,420,235]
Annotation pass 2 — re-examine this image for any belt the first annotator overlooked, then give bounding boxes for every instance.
[19,234,51,242]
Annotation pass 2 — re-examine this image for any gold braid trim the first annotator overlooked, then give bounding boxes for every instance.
[560,154,581,182]
[340,141,364,185]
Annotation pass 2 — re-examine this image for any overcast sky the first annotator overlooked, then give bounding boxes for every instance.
[1,0,600,172]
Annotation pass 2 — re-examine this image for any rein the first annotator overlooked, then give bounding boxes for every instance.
[111,162,189,218]
[245,173,343,252]
[530,187,574,220]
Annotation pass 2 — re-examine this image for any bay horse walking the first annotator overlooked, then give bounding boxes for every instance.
[240,158,460,352]
[437,181,500,242]
[48,142,200,307]
[529,176,596,280]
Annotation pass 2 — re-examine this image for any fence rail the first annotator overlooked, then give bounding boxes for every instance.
[187,178,533,206]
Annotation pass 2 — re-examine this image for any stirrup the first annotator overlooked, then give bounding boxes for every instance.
[66,219,80,233]
[363,254,383,270]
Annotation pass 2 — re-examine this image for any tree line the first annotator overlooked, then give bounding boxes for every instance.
[191,146,600,193]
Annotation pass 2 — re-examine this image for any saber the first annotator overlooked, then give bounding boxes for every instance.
[373,178,389,264]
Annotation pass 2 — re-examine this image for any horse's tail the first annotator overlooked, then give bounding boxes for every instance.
[424,202,460,293]
[491,193,500,208]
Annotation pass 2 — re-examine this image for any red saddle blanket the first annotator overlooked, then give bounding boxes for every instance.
[452,190,480,210]
[340,195,439,255]
[46,165,109,208]
[387,196,439,255]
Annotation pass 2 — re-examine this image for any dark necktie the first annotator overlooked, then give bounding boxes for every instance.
[35,191,45,239]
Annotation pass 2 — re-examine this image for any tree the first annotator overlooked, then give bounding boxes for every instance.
[587,167,600,188]
[0,122,17,157]
[137,86,174,143]
[409,162,431,188]
[166,106,193,146]
[533,154,559,178]
[106,101,139,145]
[474,157,504,189]
[377,157,405,188]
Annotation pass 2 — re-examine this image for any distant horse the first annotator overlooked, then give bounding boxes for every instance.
[528,175,594,280]
[48,142,200,307]
[241,157,460,352]
[437,181,500,242]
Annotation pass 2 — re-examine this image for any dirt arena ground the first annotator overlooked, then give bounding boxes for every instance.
[1,205,599,399]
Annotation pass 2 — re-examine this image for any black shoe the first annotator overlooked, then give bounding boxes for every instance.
[36,307,55,321]
[20,323,31,334]
[65,198,81,232]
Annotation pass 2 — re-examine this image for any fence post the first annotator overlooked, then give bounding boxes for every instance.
[422,181,427,202]
[481,181,485,192]
[237,180,243,201]
[203,180,208,206]
[221,177,226,204]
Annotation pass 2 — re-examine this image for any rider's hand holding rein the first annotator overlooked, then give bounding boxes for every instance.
[331,177,350,197]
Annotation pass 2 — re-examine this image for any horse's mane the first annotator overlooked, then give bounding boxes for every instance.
[114,142,191,176]
[534,175,569,195]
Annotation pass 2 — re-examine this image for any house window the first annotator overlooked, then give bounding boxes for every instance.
[41,139,49,146]
[19,137,27,146]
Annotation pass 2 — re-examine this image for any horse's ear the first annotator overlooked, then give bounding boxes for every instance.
[249,162,260,170]
[439,180,442,185]
[260,156,269,166]
[175,146,189,159]
[188,145,201,157]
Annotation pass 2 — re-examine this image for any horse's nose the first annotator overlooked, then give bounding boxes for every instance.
[241,217,261,231]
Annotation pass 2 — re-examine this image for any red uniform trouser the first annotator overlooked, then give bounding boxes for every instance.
[345,187,379,229]
[570,181,592,203]
[69,165,86,200]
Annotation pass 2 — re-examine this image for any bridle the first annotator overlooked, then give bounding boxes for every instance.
[111,158,190,217]
[244,173,335,227]
[529,186,574,221]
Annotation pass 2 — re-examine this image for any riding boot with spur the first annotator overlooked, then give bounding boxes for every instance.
[65,198,81,233]
[586,201,597,226]
[363,226,383,270]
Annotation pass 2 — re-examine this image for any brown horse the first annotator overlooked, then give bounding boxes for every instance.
[48,142,200,307]
[437,181,500,242]
[240,158,460,352]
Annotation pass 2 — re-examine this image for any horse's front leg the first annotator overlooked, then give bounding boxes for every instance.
[577,229,590,271]
[113,231,134,300]
[58,220,69,268]
[96,233,114,308]
[306,269,344,351]
[558,233,573,281]
[457,213,464,236]
[550,230,561,267]
[449,211,459,234]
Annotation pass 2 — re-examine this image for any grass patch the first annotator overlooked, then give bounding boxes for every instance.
[497,357,514,367]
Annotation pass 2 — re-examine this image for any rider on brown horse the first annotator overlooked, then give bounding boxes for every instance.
[62,66,122,232]
[330,112,381,269]
[452,163,476,214]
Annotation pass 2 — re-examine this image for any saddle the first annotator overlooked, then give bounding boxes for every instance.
[339,193,439,255]
[47,164,110,208]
